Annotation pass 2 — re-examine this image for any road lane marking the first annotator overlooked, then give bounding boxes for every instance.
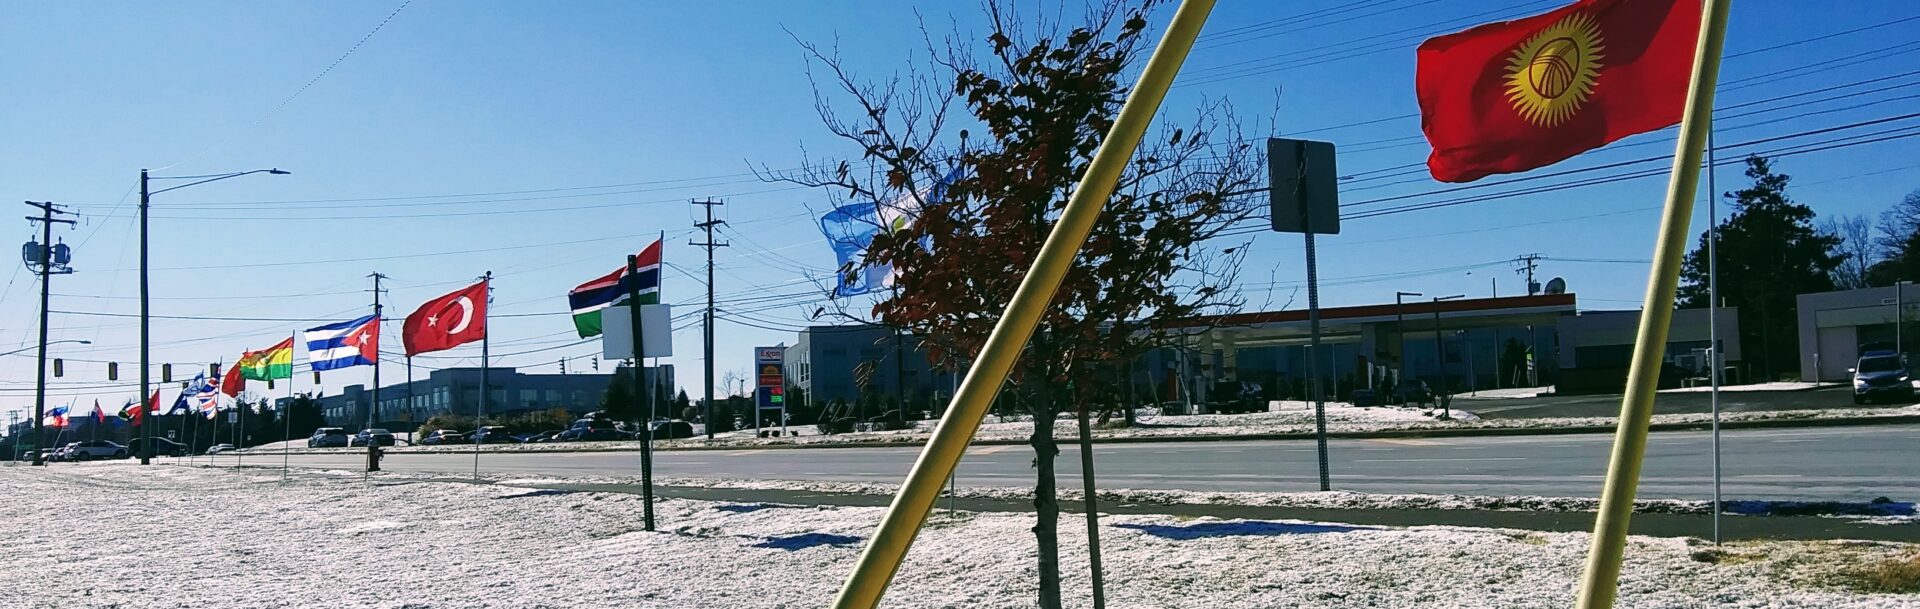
[1354,457,1527,463]
[970,445,1017,455]
[1365,438,1445,446]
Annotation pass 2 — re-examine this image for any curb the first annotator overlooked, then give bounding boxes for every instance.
[238,413,1920,456]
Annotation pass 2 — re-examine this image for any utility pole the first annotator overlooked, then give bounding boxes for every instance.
[139,169,153,464]
[368,272,387,472]
[24,201,75,467]
[1514,254,1543,296]
[691,199,728,439]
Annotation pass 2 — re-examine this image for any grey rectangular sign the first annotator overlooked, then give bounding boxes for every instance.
[1268,137,1340,235]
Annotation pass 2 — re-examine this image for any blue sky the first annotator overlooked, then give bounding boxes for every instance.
[3,0,1917,416]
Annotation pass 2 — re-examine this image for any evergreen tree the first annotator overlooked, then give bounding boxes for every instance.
[1679,156,1842,377]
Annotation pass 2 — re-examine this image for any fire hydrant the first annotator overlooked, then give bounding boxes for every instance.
[366,444,384,472]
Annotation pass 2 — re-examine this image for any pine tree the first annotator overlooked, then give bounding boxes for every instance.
[1680,156,1842,378]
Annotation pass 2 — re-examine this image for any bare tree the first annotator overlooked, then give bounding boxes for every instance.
[767,2,1263,606]
[1824,214,1879,289]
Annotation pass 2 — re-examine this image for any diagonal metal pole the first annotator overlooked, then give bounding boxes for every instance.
[1573,1,1732,607]
[827,2,1216,607]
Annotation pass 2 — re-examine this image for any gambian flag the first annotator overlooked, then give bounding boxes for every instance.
[568,239,661,338]
[241,337,295,380]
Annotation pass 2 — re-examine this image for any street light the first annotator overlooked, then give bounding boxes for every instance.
[1881,280,1912,357]
[139,168,290,465]
[1431,294,1466,419]
[0,339,90,359]
[1394,291,1421,403]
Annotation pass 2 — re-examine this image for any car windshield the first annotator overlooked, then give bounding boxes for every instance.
[1859,356,1903,373]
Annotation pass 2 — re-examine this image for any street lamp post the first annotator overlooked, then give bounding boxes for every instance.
[0,339,91,359]
[1431,294,1466,418]
[1394,291,1421,403]
[139,168,289,465]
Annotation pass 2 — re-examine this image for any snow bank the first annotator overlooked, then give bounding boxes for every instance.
[3,463,1913,608]
[1660,381,1835,393]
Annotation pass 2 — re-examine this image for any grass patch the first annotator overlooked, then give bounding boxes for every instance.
[1839,553,1920,594]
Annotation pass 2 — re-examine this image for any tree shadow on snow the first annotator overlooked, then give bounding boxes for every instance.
[1114,521,1373,540]
[750,533,864,551]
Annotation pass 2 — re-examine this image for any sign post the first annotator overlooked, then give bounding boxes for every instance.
[1268,136,1340,492]
[754,346,786,436]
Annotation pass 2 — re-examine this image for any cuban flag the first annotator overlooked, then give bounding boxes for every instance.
[44,405,69,428]
[305,314,379,371]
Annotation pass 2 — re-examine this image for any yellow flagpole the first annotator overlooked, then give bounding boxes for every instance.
[1573,1,1732,608]
[827,1,1216,607]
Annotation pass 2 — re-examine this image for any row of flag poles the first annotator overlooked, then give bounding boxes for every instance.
[50,237,664,472]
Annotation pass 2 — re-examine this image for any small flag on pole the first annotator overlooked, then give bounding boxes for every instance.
[305,314,380,370]
[242,338,295,381]
[568,240,662,338]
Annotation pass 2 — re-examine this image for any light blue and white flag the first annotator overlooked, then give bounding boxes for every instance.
[304,314,380,371]
[819,168,963,297]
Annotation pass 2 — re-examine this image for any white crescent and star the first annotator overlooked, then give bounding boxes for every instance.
[447,296,475,334]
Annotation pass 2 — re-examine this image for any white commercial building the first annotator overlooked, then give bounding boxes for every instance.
[1797,284,1918,382]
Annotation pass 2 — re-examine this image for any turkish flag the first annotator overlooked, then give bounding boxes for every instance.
[403,281,489,356]
[1416,0,1701,183]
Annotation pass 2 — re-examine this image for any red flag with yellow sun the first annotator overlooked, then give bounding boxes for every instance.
[1416,0,1703,183]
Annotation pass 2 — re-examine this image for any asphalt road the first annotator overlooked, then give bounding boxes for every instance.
[1458,386,1877,419]
[198,424,1920,502]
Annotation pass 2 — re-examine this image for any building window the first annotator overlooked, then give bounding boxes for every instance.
[520,389,539,408]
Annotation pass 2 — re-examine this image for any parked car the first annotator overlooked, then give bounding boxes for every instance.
[205,443,235,455]
[307,427,351,448]
[648,419,696,439]
[61,440,130,461]
[125,437,189,458]
[47,443,80,462]
[419,429,467,446]
[558,418,625,442]
[471,426,520,444]
[349,428,396,447]
[1851,353,1913,404]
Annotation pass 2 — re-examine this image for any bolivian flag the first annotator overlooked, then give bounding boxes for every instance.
[241,337,294,380]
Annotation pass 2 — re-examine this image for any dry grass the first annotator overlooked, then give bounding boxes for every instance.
[1839,552,1920,594]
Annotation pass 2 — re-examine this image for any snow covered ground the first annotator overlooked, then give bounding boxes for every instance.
[228,401,1920,456]
[3,463,1916,608]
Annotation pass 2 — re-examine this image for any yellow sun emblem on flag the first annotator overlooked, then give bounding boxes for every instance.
[1504,13,1606,127]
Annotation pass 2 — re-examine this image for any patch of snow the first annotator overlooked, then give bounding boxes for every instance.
[1659,381,1834,393]
[1455,386,1555,400]
[2,463,1911,608]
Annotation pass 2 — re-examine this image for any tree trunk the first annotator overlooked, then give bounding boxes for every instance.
[1030,388,1063,609]
[1078,406,1107,609]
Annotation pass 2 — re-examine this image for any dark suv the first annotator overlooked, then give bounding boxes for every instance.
[558,418,625,442]
[1851,353,1912,404]
[350,428,396,447]
[308,427,350,448]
